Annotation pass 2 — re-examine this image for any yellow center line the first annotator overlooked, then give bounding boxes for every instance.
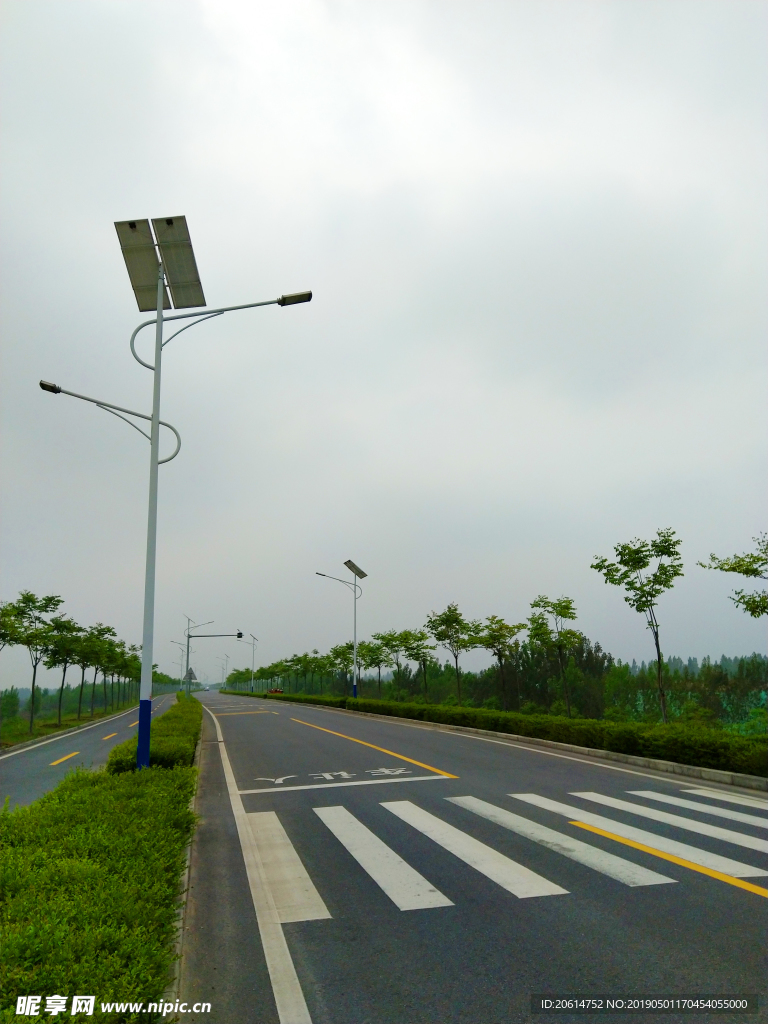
[214,711,272,716]
[102,733,118,740]
[128,721,139,727]
[50,752,79,766]
[570,820,768,898]
[290,718,458,778]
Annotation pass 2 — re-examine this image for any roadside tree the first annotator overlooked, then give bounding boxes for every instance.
[425,603,481,704]
[591,528,683,723]
[699,533,767,619]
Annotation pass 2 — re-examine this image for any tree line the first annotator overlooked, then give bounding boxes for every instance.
[226,529,767,726]
[0,591,142,736]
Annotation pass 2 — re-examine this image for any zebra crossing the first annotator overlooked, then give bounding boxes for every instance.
[245,786,768,918]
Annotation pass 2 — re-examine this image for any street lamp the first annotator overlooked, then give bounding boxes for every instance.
[43,215,311,768]
[316,559,367,698]
[184,622,244,696]
[237,633,258,693]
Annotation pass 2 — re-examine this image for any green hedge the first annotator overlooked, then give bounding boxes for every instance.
[248,692,767,778]
[107,693,202,774]
[0,765,196,1022]
[219,689,347,708]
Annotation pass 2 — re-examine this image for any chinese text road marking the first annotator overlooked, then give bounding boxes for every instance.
[290,719,458,777]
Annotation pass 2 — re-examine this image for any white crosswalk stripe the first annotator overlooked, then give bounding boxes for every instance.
[247,812,331,923]
[313,806,453,910]
[628,790,768,829]
[681,788,768,811]
[571,791,768,854]
[447,796,676,887]
[509,793,768,878]
[382,799,569,898]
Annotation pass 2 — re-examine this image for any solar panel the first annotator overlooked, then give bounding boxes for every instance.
[151,216,206,309]
[114,219,171,312]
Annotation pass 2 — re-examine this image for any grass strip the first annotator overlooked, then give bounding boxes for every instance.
[0,700,138,752]
[107,694,202,773]
[221,690,767,778]
[1,694,202,1022]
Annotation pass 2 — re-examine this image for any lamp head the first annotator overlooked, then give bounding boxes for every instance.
[277,291,312,306]
[39,380,61,394]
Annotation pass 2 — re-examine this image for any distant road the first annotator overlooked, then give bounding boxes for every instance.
[180,691,767,1024]
[0,694,172,807]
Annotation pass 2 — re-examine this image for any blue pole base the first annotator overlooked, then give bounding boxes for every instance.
[136,698,152,769]
[353,683,358,698]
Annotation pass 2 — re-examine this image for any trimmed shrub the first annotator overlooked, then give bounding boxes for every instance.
[253,692,766,778]
[107,693,202,774]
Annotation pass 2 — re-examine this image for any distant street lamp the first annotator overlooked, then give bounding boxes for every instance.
[316,559,368,698]
[43,214,311,768]
[185,622,244,696]
[237,633,259,692]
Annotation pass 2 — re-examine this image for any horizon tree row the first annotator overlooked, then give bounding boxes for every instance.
[0,591,143,734]
[228,529,766,724]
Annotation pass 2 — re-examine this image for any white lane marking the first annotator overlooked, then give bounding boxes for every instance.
[202,706,311,1024]
[381,800,568,898]
[628,790,768,829]
[448,796,675,888]
[571,791,768,855]
[0,700,153,765]
[510,793,768,878]
[681,788,768,811]
[314,806,453,911]
[239,775,450,795]
[247,812,331,923]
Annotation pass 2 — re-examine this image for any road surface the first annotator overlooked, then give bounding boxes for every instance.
[0,694,173,807]
[179,691,767,1024]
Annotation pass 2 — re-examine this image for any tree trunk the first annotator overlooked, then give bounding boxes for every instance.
[90,667,98,717]
[498,656,507,711]
[377,665,381,698]
[558,645,571,717]
[77,666,86,719]
[454,654,462,703]
[422,659,428,701]
[103,670,108,711]
[29,659,39,733]
[58,662,69,726]
[652,628,668,724]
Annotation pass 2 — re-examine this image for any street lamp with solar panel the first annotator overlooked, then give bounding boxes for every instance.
[42,215,311,767]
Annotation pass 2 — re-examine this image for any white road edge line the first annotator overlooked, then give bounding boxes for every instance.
[509,793,768,878]
[202,705,312,1024]
[0,696,162,761]
[314,806,453,911]
[239,775,451,795]
[382,800,569,898]
[448,796,675,887]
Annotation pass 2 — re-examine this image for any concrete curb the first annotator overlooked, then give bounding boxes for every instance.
[231,693,768,793]
[164,705,203,1005]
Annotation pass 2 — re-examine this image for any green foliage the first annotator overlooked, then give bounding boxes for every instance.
[591,529,684,723]
[699,533,768,618]
[107,694,202,774]
[0,765,196,1022]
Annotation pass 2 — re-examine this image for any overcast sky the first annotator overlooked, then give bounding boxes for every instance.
[1,0,766,689]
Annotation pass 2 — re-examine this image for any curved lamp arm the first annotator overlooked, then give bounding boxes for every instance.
[129,292,311,370]
[39,381,181,463]
[316,572,363,598]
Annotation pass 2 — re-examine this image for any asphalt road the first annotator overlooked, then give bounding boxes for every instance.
[0,694,173,807]
[180,692,767,1024]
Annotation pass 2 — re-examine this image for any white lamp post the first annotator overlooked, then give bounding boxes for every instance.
[316,559,367,697]
[44,214,311,767]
